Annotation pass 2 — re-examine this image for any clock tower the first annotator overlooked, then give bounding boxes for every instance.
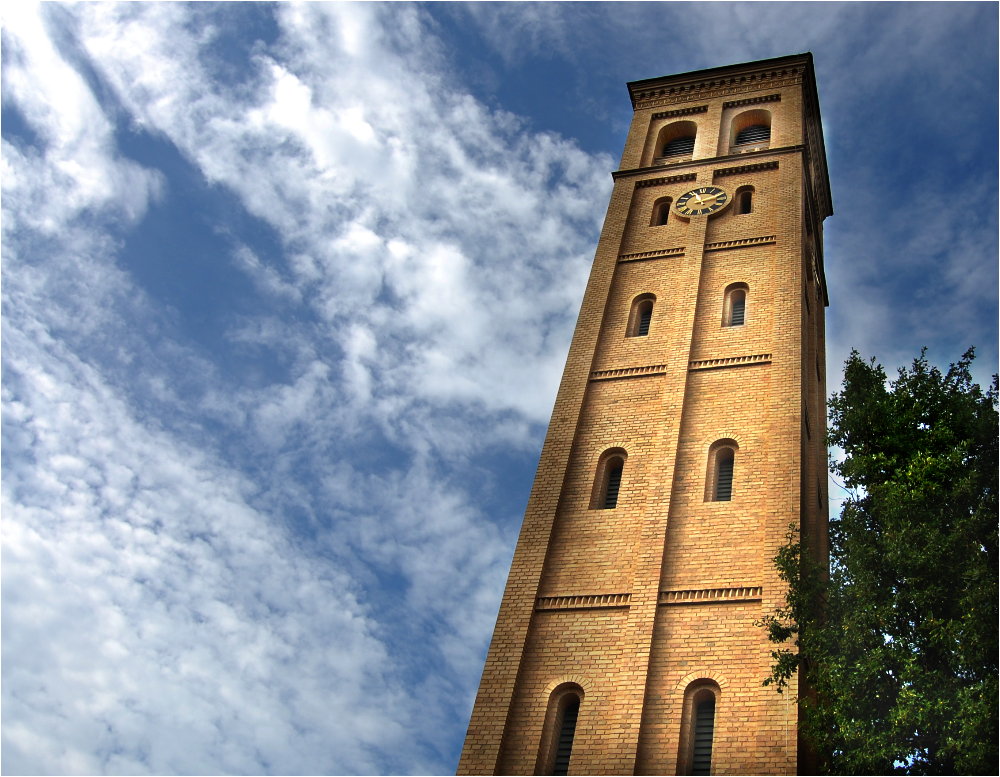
[459,53,832,775]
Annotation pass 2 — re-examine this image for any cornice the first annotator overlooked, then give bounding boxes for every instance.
[612,145,803,181]
[635,172,697,188]
[689,354,772,371]
[651,105,708,120]
[704,236,777,252]
[659,586,763,605]
[535,593,631,611]
[618,247,686,263]
[632,70,803,111]
[628,53,812,110]
[713,160,779,178]
[722,93,781,109]
[590,364,669,382]
[535,587,764,611]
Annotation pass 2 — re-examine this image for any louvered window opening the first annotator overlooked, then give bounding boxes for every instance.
[637,306,652,336]
[715,455,734,501]
[604,462,623,508]
[730,296,746,326]
[690,697,716,775]
[735,124,770,145]
[662,136,695,157]
[552,697,580,776]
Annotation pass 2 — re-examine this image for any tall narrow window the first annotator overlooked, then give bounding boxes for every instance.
[730,291,746,325]
[627,294,656,338]
[537,684,585,776]
[651,197,672,226]
[732,185,754,215]
[552,696,580,776]
[715,448,734,501]
[637,305,652,336]
[604,459,623,508]
[678,680,721,776]
[690,696,716,775]
[705,440,738,502]
[722,284,748,327]
[592,449,627,510]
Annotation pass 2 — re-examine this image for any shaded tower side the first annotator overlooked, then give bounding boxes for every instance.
[458,53,832,776]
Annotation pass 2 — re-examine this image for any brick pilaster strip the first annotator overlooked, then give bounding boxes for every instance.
[456,177,639,775]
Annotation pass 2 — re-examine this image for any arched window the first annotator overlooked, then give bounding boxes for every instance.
[677,680,721,776]
[705,440,738,502]
[537,684,584,776]
[592,448,627,509]
[627,294,656,338]
[603,459,624,508]
[734,185,754,214]
[654,120,698,164]
[722,283,748,327]
[651,197,672,226]
[552,695,580,775]
[715,449,734,501]
[729,109,771,152]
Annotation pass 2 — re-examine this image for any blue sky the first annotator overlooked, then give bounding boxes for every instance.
[2,2,996,775]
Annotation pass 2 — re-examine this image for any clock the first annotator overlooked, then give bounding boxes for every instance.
[674,186,731,217]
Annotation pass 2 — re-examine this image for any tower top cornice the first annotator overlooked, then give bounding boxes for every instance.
[627,53,815,110]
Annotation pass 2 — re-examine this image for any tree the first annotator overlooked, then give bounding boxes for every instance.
[760,348,998,774]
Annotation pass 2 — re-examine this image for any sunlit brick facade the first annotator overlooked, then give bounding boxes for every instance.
[459,54,831,776]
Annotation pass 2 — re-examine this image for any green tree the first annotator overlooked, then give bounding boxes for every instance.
[760,348,998,774]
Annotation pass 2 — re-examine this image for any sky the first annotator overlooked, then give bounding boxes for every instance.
[1,2,997,775]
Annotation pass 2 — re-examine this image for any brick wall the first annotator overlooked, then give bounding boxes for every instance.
[458,54,830,776]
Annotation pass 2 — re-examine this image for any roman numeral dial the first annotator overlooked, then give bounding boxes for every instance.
[674,186,731,217]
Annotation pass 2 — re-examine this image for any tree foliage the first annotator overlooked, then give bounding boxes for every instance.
[760,348,998,774]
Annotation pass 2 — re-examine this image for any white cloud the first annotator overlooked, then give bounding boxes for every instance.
[1,2,162,232]
[2,326,418,775]
[3,2,610,773]
[70,0,612,434]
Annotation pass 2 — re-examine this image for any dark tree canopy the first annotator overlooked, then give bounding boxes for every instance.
[760,348,998,775]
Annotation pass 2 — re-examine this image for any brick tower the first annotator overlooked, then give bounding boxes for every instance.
[458,54,832,776]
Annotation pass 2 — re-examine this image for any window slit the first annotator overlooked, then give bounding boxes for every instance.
[637,306,652,336]
[690,697,716,775]
[730,295,746,326]
[715,455,734,501]
[604,463,623,508]
[552,697,580,776]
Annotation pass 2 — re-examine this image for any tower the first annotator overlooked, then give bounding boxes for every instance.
[459,54,831,775]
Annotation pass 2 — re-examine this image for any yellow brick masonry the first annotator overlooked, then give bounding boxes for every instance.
[458,54,831,776]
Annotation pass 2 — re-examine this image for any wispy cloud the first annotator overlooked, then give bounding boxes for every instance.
[3,2,611,773]
[3,2,996,775]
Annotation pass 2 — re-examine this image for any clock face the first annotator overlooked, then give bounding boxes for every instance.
[674,186,730,217]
